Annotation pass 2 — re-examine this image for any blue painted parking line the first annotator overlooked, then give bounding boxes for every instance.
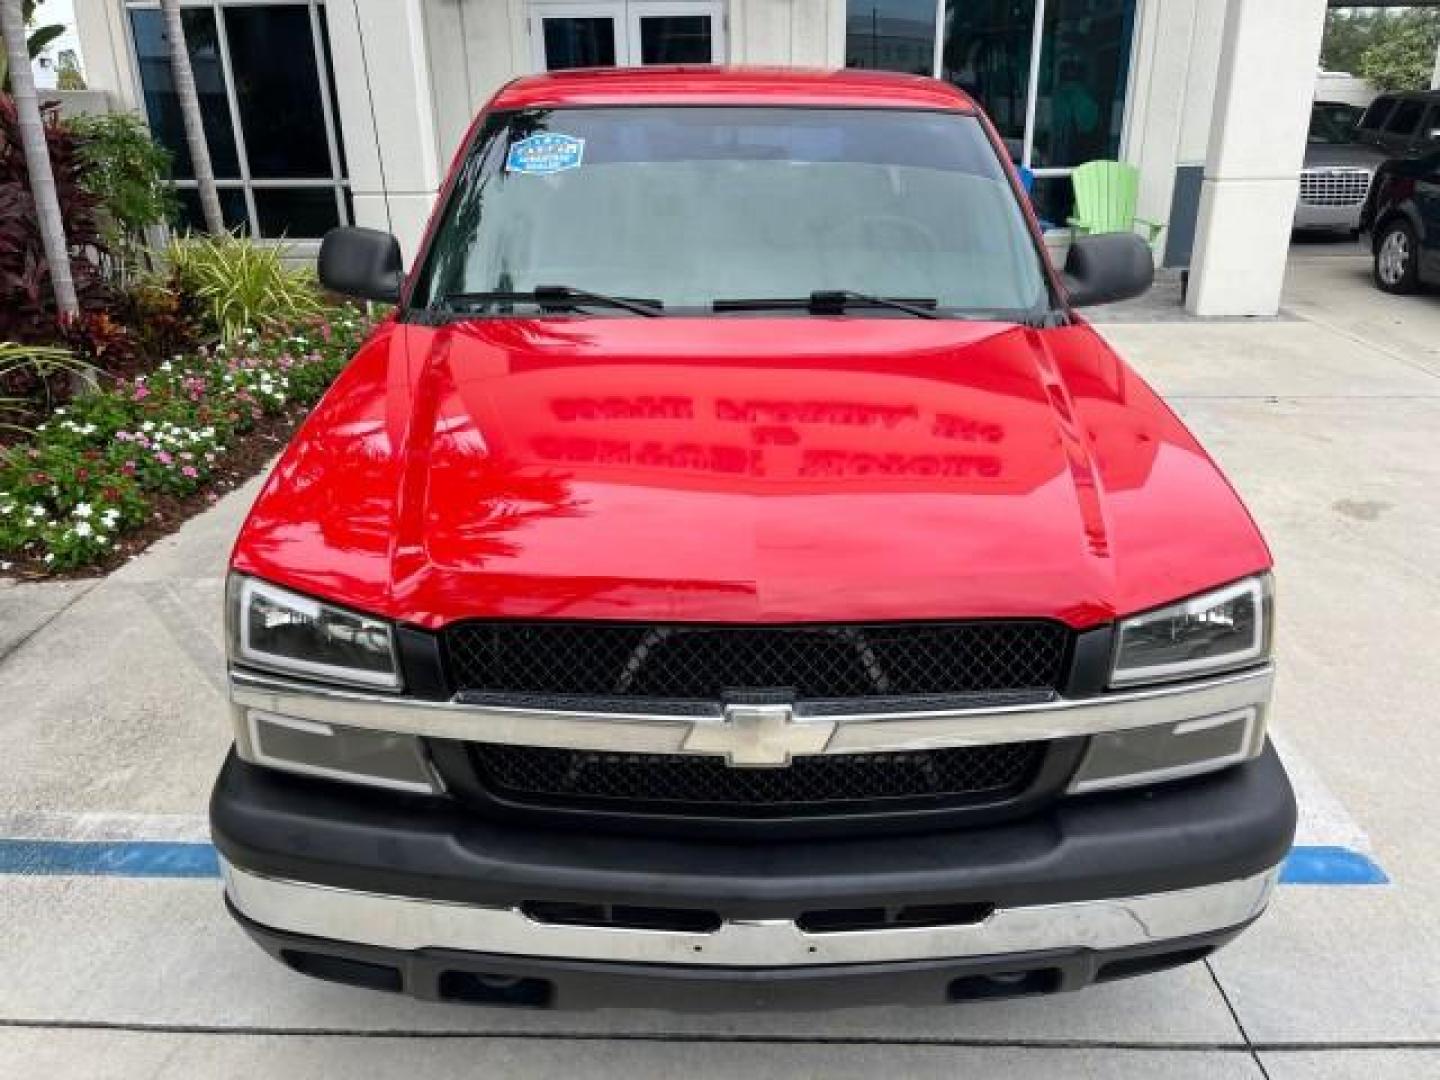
[0,838,1388,884]
[1279,844,1390,886]
[0,839,219,878]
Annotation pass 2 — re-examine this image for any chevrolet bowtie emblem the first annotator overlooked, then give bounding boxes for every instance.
[681,703,836,767]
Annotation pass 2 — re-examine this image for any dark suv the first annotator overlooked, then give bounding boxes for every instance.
[1355,91,1440,157]
[1361,147,1440,293]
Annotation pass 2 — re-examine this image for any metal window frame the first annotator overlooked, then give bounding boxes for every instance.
[121,0,351,239]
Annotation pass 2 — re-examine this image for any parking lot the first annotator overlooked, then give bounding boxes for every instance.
[1,247,1437,1078]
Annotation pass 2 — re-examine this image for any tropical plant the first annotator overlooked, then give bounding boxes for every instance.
[166,233,323,342]
[2,0,80,343]
[69,112,178,278]
[0,340,93,433]
[0,93,110,343]
[118,274,203,360]
[0,1,64,94]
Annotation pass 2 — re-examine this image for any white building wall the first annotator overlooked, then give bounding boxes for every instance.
[324,0,446,261]
[73,0,142,113]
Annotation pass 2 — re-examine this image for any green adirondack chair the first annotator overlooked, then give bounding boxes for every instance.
[1068,161,1165,246]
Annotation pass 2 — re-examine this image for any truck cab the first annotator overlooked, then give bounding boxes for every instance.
[213,68,1294,1008]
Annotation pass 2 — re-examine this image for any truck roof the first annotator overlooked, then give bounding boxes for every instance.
[490,66,977,113]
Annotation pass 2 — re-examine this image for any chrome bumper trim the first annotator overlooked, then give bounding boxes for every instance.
[222,859,1278,967]
[229,664,1274,759]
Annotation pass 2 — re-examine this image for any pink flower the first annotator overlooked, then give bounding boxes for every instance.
[132,385,150,401]
[121,460,137,476]
[155,450,173,465]
[181,465,199,479]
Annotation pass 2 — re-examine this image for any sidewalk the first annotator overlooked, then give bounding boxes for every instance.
[1,251,1436,1078]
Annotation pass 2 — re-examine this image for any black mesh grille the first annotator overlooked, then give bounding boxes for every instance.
[443,621,1069,701]
[468,743,1044,815]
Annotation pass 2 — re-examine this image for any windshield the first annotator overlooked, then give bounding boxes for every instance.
[1310,103,1364,145]
[409,106,1049,318]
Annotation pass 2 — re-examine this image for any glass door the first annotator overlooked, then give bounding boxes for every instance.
[531,1,724,71]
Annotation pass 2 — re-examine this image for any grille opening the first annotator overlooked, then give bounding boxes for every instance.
[469,743,1044,817]
[522,901,723,934]
[947,968,1062,1001]
[443,620,1070,701]
[1095,945,1214,983]
[280,950,402,993]
[439,971,554,1007]
[797,902,994,934]
[1299,169,1372,207]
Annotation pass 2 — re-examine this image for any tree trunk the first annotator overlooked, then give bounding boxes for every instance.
[1,0,79,318]
[160,0,224,235]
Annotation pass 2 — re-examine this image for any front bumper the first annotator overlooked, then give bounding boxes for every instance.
[1294,201,1365,232]
[213,744,1295,1006]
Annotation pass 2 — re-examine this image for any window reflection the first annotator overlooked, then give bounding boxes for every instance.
[129,7,240,179]
[638,16,713,64]
[942,0,1037,146]
[846,0,937,75]
[225,4,332,179]
[543,17,618,69]
[1029,0,1136,168]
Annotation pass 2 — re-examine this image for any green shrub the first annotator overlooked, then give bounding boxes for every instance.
[166,234,324,343]
[68,112,178,279]
[0,308,370,570]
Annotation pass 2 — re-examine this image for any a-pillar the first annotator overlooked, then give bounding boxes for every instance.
[1185,0,1328,317]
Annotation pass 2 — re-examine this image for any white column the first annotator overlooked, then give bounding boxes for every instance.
[1431,32,1440,90]
[323,0,443,262]
[1185,0,1327,318]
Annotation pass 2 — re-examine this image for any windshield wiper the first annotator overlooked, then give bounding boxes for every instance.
[713,291,941,319]
[436,286,664,318]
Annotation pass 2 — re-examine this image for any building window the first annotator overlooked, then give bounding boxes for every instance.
[848,0,1139,228]
[126,1,348,240]
[845,0,938,76]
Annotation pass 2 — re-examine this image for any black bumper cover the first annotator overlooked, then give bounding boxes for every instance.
[212,744,1295,1006]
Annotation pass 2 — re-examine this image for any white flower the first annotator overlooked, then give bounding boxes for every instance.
[28,504,46,519]
[73,503,92,519]
[141,422,155,433]
[73,522,93,538]
[43,553,54,563]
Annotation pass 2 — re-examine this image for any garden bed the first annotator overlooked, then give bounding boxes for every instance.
[1,312,373,577]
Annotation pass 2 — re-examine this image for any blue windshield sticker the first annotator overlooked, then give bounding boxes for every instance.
[507,133,585,175]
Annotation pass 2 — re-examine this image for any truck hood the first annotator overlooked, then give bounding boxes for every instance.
[233,318,1270,629]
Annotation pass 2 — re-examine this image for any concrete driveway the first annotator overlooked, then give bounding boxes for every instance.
[1,249,1436,1078]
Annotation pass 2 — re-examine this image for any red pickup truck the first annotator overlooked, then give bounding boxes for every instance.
[213,68,1294,1009]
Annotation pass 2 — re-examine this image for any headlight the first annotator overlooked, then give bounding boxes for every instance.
[227,574,400,689]
[1110,575,1272,688]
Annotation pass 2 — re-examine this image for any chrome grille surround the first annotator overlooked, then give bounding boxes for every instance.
[1299,167,1372,207]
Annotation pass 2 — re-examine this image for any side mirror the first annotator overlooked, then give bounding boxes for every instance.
[318,226,404,303]
[1063,232,1154,307]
